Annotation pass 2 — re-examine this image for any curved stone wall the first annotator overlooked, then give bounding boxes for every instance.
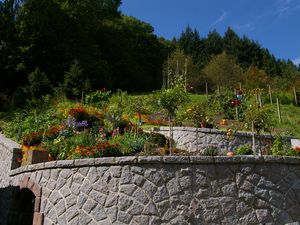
[7,156,300,225]
[153,127,293,154]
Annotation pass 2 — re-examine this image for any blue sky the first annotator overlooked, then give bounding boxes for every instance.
[120,0,300,65]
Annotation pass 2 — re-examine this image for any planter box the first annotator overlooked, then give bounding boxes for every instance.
[21,150,48,166]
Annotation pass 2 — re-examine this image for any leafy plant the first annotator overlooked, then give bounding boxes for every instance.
[84,89,111,108]
[110,132,148,156]
[270,137,297,156]
[236,145,253,155]
[244,104,275,134]
[203,145,219,156]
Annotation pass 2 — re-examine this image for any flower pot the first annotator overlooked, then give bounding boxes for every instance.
[21,149,49,166]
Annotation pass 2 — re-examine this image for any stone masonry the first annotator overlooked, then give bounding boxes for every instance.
[1,133,300,225]
[7,156,300,225]
[153,127,293,154]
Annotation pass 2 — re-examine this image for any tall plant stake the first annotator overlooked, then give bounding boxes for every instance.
[276,98,282,123]
[268,85,273,104]
[293,87,298,106]
[251,121,256,155]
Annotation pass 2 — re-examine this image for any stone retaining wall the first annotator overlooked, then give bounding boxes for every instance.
[153,127,293,154]
[0,134,21,225]
[7,156,300,225]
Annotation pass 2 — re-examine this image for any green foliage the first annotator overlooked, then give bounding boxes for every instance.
[273,92,293,105]
[244,105,275,134]
[84,90,111,108]
[159,79,190,117]
[203,146,219,156]
[25,68,52,101]
[270,138,299,156]
[146,132,168,147]
[110,132,148,156]
[186,103,207,126]
[64,60,90,99]
[236,145,253,155]
[203,52,243,89]
[210,89,247,120]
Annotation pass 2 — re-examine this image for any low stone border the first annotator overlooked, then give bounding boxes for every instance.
[9,155,300,176]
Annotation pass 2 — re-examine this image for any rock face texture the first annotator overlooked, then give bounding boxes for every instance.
[153,127,292,154]
[6,156,300,225]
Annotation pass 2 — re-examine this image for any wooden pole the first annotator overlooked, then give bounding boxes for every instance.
[184,58,188,93]
[276,98,282,123]
[166,57,170,89]
[176,60,179,76]
[235,106,239,121]
[255,93,259,105]
[268,85,273,104]
[239,82,242,90]
[217,85,220,95]
[259,93,262,107]
[293,87,298,106]
[252,121,256,155]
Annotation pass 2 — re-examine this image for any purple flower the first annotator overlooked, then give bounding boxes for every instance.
[76,120,89,128]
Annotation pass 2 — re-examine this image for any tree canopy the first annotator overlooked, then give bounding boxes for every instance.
[0,1,299,108]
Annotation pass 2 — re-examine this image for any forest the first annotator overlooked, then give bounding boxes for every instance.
[1,0,300,109]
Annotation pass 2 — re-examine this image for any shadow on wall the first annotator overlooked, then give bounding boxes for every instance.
[0,186,19,225]
[0,186,35,225]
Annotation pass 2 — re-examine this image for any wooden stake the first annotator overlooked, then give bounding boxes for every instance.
[276,98,282,123]
[252,121,256,155]
[239,82,242,90]
[235,106,239,121]
[293,87,298,106]
[184,58,188,92]
[169,116,172,156]
[176,60,179,76]
[259,93,262,107]
[217,85,220,95]
[268,85,273,104]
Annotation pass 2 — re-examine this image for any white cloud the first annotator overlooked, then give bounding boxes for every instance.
[274,0,300,16]
[211,11,227,27]
[293,57,300,66]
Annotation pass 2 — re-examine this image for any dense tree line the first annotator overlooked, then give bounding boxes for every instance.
[174,26,300,91]
[0,0,171,108]
[1,0,299,108]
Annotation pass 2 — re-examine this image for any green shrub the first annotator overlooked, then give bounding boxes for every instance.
[236,145,253,155]
[271,138,285,156]
[203,146,218,156]
[111,132,148,156]
[273,92,293,105]
[270,137,299,156]
[146,132,168,147]
[84,90,111,108]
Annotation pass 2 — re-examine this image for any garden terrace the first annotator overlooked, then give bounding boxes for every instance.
[153,126,293,154]
[1,133,300,224]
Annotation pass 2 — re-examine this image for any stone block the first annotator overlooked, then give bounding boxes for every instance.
[163,156,190,164]
[33,212,44,225]
[21,150,48,166]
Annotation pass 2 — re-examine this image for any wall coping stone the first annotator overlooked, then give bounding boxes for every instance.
[0,133,21,152]
[9,155,300,177]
